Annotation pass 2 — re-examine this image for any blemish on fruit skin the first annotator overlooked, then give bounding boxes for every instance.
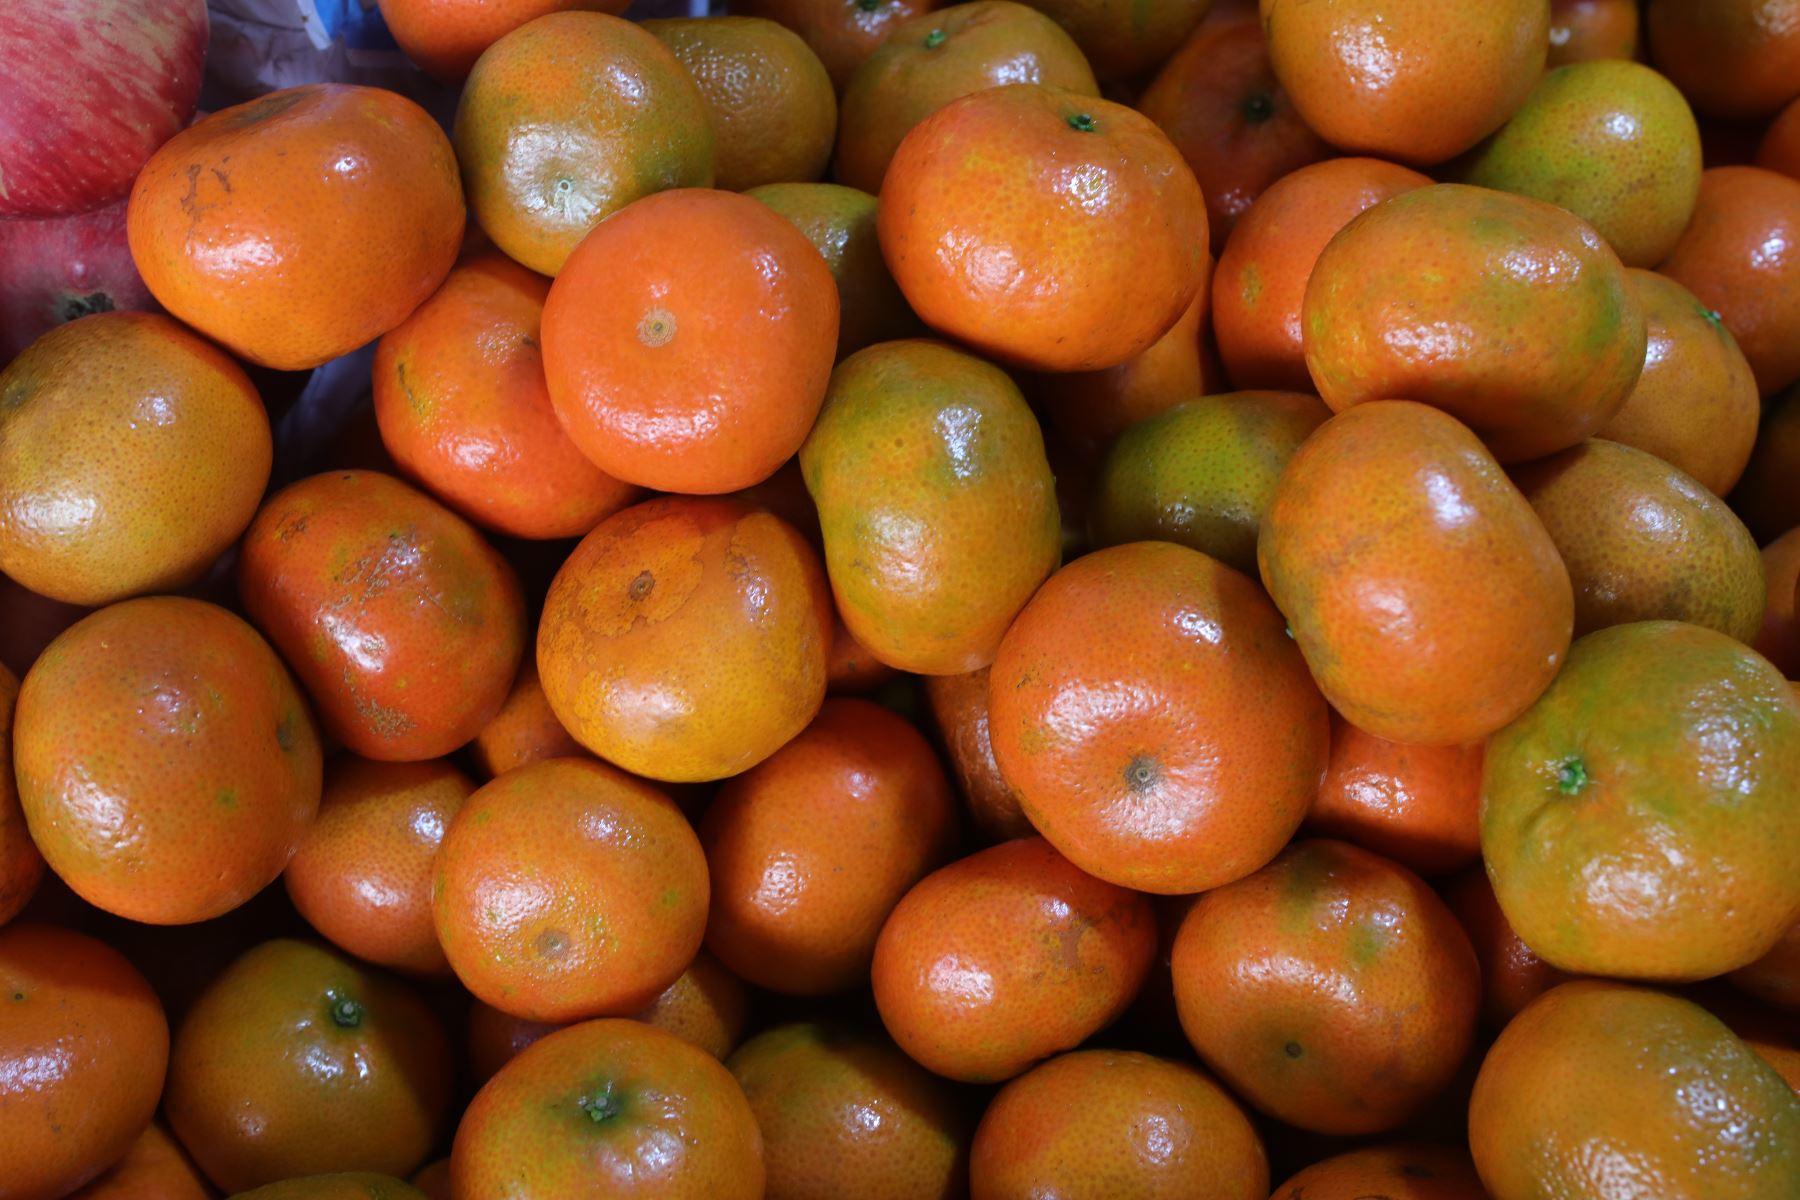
[1240,261,1263,306]
[216,788,238,809]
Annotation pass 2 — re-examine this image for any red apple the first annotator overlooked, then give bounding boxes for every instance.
[0,196,160,362]
[0,0,208,217]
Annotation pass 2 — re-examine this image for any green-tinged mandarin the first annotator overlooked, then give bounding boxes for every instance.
[745,183,921,359]
[1458,60,1702,267]
[1482,621,1800,981]
[451,12,713,276]
[1469,982,1800,1200]
[1303,184,1646,463]
[1511,439,1765,642]
[800,339,1060,676]
[165,940,451,1193]
[727,1022,970,1199]
[1089,391,1330,575]
[451,1019,764,1199]
[833,1,1097,194]
[1596,268,1760,498]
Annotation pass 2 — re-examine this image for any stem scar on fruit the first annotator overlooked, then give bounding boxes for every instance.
[638,309,676,347]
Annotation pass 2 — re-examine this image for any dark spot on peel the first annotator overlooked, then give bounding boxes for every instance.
[628,571,655,601]
[1285,1041,1304,1058]
[537,929,570,959]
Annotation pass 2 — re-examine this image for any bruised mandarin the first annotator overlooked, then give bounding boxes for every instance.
[644,17,837,193]
[1137,5,1332,253]
[1271,1144,1488,1200]
[14,597,321,925]
[1211,157,1431,392]
[128,84,463,370]
[434,758,709,1023]
[66,1123,209,1200]
[1303,184,1646,463]
[1647,0,1800,120]
[1658,166,1800,396]
[1512,439,1765,642]
[1468,982,1800,1200]
[701,698,958,995]
[1258,401,1573,746]
[735,0,940,89]
[871,837,1155,1083]
[451,12,713,277]
[970,1049,1266,1200]
[1170,839,1481,1135]
[543,189,838,495]
[0,312,272,606]
[1549,0,1640,66]
[373,253,635,541]
[0,664,43,926]
[0,924,168,1200]
[451,1019,765,1200]
[834,1,1097,196]
[878,85,1208,373]
[239,470,526,763]
[1442,866,1572,1030]
[800,340,1060,676]
[1306,713,1482,878]
[924,667,1033,843]
[536,497,831,782]
[284,756,474,975]
[989,542,1328,894]
[164,939,451,1192]
[1087,390,1330,575]
[467,659,586,779]
[1459,61,1702,268]
[1597,269,1761,496]
[728,1022,971,1200]
[375,0,630,82]
[1481,621,1800,981]
[1260,0,1547,164]
[746,183,921,360]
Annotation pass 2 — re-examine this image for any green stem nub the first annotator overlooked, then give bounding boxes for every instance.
[1067,112,1097,133]
[1557,757,1589,796]
[1241,92,1276,122]
[329,994,364,1028]
[924,28,946,48]
[580,1087,621,1124]
[857,0,881,10]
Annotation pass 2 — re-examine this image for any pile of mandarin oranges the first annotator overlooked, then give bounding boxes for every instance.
[2,0,1800,1197]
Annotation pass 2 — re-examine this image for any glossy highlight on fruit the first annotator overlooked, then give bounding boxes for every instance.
[1258,401,1573,745]
[14,597,322,925]
[990,541,1329,894]
[536,496,831,782]
[1481,620,1800,981]
[239,471,527,763]
[128,84,464,370]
